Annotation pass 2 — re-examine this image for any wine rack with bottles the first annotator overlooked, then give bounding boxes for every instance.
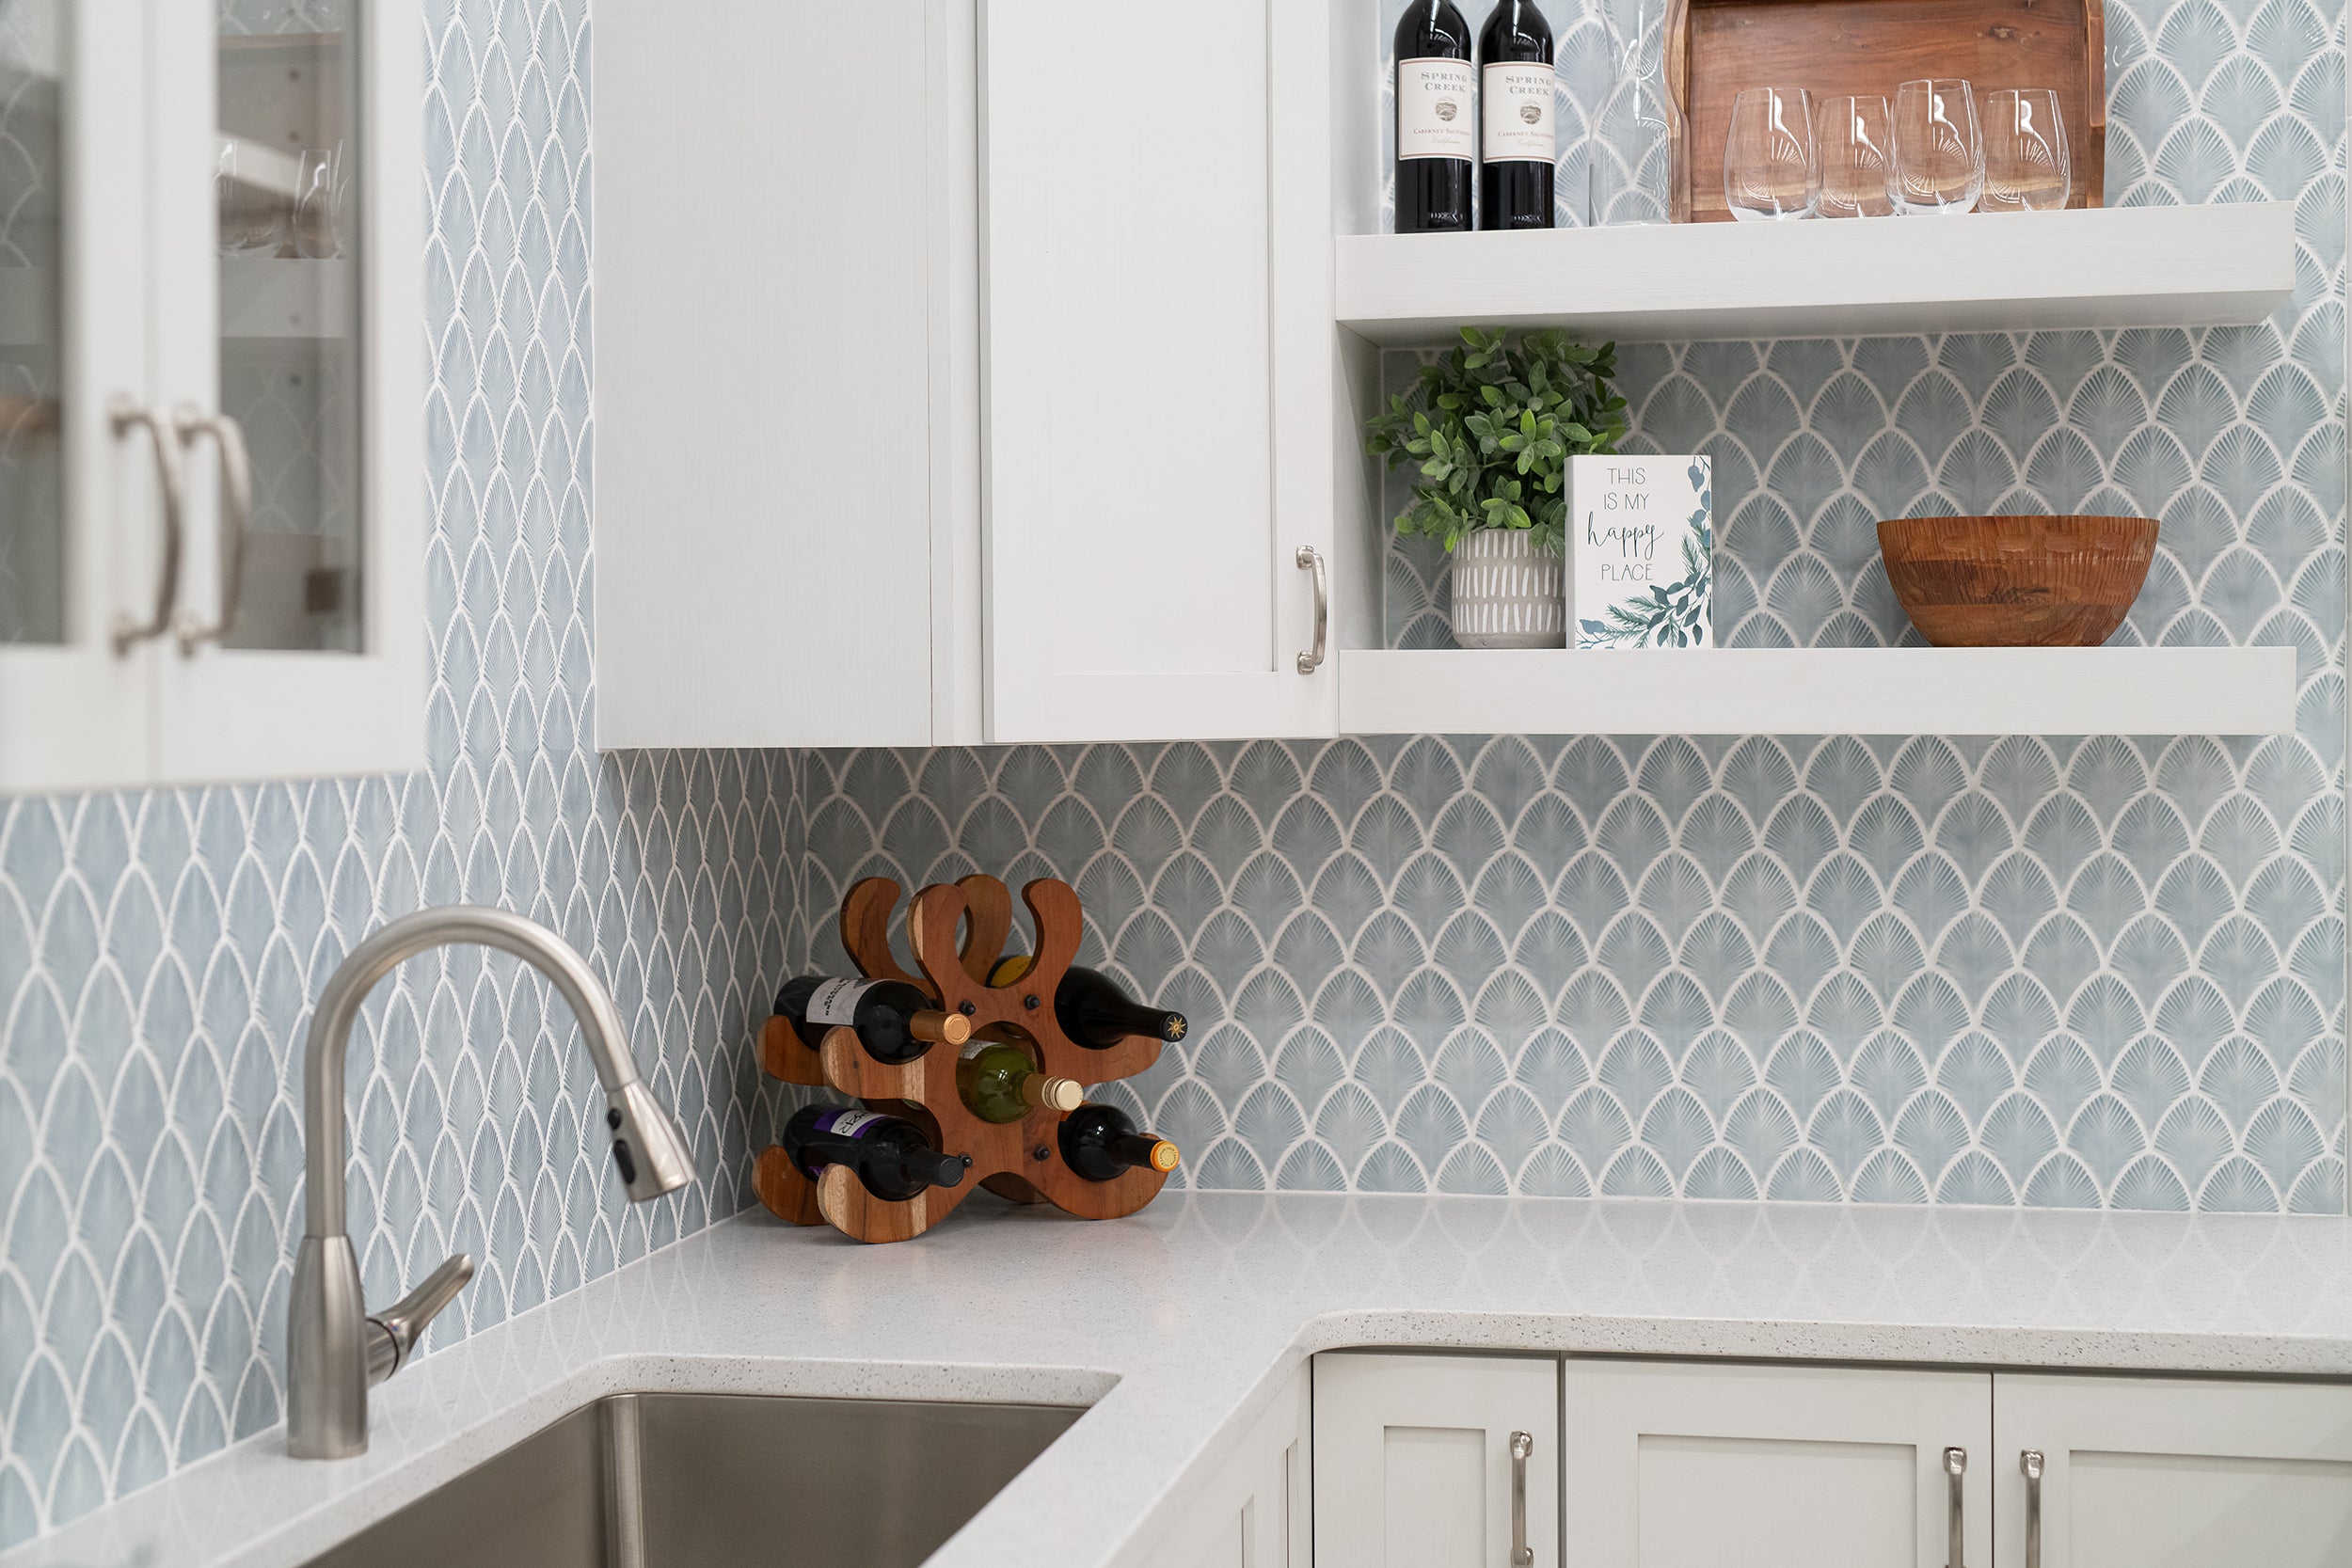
[753,874,1181,1244]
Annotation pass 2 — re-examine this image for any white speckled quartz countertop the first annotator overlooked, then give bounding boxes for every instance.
[12,1192,2352,1568]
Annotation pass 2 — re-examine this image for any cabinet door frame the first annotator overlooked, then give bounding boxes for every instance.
[1313,1350,1561,1568]
[1145,1368,1310,1568]
[147,0,423,785]
[0,0,158,794]
[1560,1358,1994,1568]
[977,0,1337,744]
[1993,1372,2352,1568]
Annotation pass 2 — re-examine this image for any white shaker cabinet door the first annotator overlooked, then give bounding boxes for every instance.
[1145,1370,1310,1568]
[1560,1360,1993,1568]
[1994,1373,2352,1568]
[977,0,1336,742]
[1313,1352,1559,1568]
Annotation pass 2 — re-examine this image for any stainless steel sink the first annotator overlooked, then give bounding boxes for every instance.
[305,1393,1087,1568]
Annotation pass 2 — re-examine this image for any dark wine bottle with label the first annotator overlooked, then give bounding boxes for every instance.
[783,1103,973,1201]
[774,974,970,1063]
[1393,0,1474,232]
[1058,1102,1181,1182]
[1478,0,1554,229]
[987,956,1187,1049]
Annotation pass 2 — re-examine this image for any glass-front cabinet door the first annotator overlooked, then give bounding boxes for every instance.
[0,0,418,795]
[0,0,162,793]
[151,0,420,783]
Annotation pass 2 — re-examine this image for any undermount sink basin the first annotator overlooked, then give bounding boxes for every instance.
[306,1393,1088,1568]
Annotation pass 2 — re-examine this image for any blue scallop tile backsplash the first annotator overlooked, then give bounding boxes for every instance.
[0,0,2344,1552]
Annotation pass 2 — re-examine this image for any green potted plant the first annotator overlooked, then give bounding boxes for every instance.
[1367,325,1629,648]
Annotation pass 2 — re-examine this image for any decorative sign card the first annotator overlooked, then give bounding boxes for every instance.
[1570,455,1713,649]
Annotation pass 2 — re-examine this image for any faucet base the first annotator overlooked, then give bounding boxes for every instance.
[289,1233,372,1459]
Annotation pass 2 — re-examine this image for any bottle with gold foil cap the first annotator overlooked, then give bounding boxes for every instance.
[987,956,1187,1048]
[1058,1102,1181,1181]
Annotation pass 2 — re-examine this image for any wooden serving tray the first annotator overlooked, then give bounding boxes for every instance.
[1666,0,2106,221]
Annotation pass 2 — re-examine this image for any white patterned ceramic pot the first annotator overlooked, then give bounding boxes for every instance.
[1449,528,1567,648]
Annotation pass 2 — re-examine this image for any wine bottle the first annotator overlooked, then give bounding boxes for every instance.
[774,974,969,1063]
[1478,0,1555,230]
[957,1033,1084,1124]
[986,956,1187,1048]
[782,1103,973,1200]
[1393,0,1475,232]
[1058,1102,1180,1181]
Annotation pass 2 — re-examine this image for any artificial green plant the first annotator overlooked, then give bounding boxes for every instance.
[1365,325,1629,554]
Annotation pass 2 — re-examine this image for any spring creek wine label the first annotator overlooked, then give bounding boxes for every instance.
[1397,57,1475,160]
[804,976,878,1026]
[1569,455,1714,649]
[1482,61,1553,163]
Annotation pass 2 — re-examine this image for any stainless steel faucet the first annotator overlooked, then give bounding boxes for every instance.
[287,906,696,1459]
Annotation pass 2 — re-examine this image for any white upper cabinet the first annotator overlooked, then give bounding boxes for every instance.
[1993,1373,2352,1568]
[977,0,1337,743]
[594,0,964,751]
[594,0,1339,749]
[0,0,422,794]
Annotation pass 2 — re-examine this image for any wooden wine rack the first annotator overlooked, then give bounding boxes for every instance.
[753,874,1172,1243]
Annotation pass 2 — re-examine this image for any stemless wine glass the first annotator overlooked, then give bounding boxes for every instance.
[1890,78,1983,214]
[289,147,342,259]
[1813,95,1893,217]
[1723,86,1819,221]
[1980,88,2070,211]
[215,139,278,256]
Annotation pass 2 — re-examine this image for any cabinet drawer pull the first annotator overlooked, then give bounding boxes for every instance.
[1508,1430,1534,1568]
[108,398,188,654]
[2020,1449,2044,1568]
[1295,545,1327,674]
[173,408,253,653]
[1943,1446,1967,1568]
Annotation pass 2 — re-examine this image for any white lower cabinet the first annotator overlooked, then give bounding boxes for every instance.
[1147,1370,1311,1568]
[1313,1352,1560,1568]
[1993,1373,2352,1568]
[1560,1360,1992,1568]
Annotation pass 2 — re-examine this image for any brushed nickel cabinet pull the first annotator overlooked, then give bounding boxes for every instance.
[1295,545,1327,674]
[1944,1446,1968,1568]
[1509,1430,1534,1568]
[172,407,253,653]
[2021,1449,2045,1568]
[107,398,187,654]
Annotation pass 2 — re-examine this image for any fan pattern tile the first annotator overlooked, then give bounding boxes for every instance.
[804,0,2348,1214]
[0,0,802,1549]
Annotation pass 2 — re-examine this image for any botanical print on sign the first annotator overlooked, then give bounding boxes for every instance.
[1573,454,1713,648]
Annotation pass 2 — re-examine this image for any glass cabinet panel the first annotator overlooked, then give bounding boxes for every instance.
[215,0,361,653]
[0,1,64,647]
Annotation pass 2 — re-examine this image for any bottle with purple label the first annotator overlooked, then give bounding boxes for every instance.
[782,1103,973,1201]
[774,974,971,1063]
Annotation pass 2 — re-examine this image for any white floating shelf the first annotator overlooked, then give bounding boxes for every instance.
[220,259,352,341]
[1338,646,2298,736]
[1336,204,2296,345]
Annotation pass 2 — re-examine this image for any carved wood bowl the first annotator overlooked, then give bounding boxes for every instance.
[1876,515,2160,647]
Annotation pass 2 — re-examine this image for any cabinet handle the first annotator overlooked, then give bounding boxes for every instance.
[1508,1430,1534,1568]
[1943,1446,1967,1568]
[108,398,188,654]
[2020,1449,2044,1568]
[172,408,253,654]
[1295,545,1327,674]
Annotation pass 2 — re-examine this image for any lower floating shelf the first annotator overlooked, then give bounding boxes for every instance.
[1337,646,2298,736]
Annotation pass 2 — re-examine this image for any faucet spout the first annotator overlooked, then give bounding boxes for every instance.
[288,906,695,1459]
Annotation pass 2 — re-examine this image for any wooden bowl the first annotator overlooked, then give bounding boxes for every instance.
[1875,515,2160,647]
